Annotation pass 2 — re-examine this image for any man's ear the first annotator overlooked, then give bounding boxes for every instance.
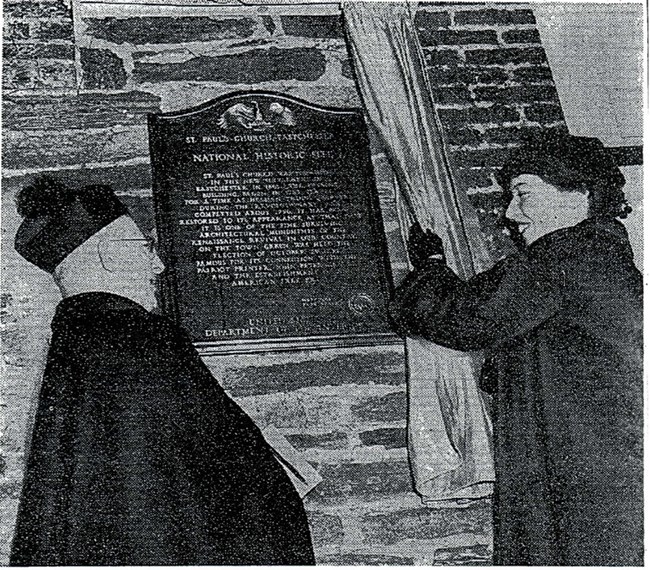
[97,236,119,272]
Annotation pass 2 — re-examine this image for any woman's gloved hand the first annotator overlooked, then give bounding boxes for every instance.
[407,222,445,269]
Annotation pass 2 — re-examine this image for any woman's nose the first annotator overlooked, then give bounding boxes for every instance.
[505,199,522,222]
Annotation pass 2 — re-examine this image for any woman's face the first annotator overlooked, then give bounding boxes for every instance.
[505,174,589,246]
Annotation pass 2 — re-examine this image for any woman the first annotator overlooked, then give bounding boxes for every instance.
[390,132,642,565]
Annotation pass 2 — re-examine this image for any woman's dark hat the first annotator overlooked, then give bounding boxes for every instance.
[14,175,127,273]
[496,130,625,192]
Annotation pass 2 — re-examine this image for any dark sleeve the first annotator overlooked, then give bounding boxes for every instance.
[389,247,563,351]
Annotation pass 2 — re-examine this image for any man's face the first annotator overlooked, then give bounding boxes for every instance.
[505,174,589,246]
[98,216,165,311]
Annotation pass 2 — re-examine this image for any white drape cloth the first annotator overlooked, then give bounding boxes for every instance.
[342,1,495,501]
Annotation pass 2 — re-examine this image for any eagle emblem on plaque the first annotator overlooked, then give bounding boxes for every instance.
[217,100,296,131]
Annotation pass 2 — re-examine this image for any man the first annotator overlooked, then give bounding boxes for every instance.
[11,175,315,565]
[390,132,642,565]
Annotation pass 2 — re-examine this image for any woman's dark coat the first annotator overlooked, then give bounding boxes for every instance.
[390,218,643,566]
[10,292,315,566]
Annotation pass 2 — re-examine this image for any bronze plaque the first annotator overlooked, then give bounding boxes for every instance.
[149,91,396,353]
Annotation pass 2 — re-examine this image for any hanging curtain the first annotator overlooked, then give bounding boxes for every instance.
[341,1,494,502]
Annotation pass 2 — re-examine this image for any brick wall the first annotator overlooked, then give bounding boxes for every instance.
[2,2,569,564]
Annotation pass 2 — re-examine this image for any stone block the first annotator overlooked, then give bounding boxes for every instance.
[222,351,405,397]
[80,48,127,90]
[415,10,452,30]
[280,15,343,38]
[465,47,547,66]
[3,58,39,90]
[419,29,498,47]
[350,391,406,423]
[286,432,348,450]
[523,103,565,124]
[309,461,413,502]
[306,511,344,549]
[454,9,536,26]
[359,427,406,449]
[82,17,256,44]
[502,29,541,44]
[6,163,153,196]
[133,47,326,84]
[360,502,491,545]
[3,91,161,131]
[34,20,74,41]
[512,66,553,83]
[473,85,559,104]
[435,543,491,564]
[3,125,149,169]
[318,553,415,565]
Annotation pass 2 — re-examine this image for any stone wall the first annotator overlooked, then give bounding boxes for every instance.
[1,1,570,564]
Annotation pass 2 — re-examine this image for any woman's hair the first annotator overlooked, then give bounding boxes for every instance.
[497,130,631,219]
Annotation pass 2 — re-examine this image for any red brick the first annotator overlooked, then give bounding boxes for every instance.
[34,20,74,41]
[36,59,76,88]
[83,16,255,44]
[4,22,30,40]
[80,48,127,89]
[502,29,541,44]
[281,15,343,38]
[133,48,326,84]
[512,66,553,83]
[457,168,494,189]
[351,391,406,423]
[360,502,492,545]
[451,148,510,168]
[474,85,559,104]
[454,8,535,26]
[415,9,452,30]
[285,432,348,450]
[465,47,546,66]
[359,427,406,449]
[431,86,472,105]
[482,125,542,144]
[3,43,74,60]
[438,105,521,127]
[3,0,71,19]
[443,125,483,146]
[419,29,498,47]
[309,461,413,503]
[423,48,462,67]
[523,103,565,124]
[467,66,510,85]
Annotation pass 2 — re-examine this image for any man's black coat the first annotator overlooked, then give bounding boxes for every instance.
[10,292,315,566]
[391,218,643,566]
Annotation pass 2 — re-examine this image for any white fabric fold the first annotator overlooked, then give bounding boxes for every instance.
[342,0,495,501]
